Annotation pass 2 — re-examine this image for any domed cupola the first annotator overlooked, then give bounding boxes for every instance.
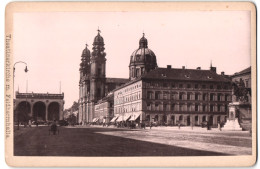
[80,43,91,77]
[92,29,106,58]
[129,33,158,80]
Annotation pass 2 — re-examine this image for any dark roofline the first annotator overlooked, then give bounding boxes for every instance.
[230,66,251,78]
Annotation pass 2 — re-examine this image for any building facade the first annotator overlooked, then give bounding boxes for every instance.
[14,92,64,122]
[79,31,233,127]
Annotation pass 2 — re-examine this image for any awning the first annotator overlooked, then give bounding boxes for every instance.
[129,113,141,121]
[116,116,123,122]
[110,116,119,123]
[124,114,131,121]
[92,118,99,122]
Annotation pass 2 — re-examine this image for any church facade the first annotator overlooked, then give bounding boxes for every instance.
[79,30,233,127]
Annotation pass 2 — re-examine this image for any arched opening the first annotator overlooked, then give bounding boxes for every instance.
[162,114,167,123]
[217,116,221,123]
[195,115,199,125]
[48,102,60,121]
[33,101,46,121]
[171,115,175,125]
[187,116,191,126]
[209,115,214,126]
[202,115,206,122]
[154,115,158,122]
[15,101,31,123]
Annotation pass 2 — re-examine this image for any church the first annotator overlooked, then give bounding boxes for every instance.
[78,30,232,127]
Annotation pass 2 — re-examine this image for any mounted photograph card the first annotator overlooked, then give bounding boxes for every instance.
[5,1,256,167]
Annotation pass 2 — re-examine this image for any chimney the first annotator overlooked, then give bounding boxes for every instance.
[182,66,185,69]
[167,65,172,69]
[221,71,225,75]
[197,67,201,70]
[210,66,217,73]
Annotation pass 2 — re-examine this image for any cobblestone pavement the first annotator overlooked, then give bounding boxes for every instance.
[14,126,252,156]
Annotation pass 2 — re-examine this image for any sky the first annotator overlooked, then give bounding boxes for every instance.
[13,11,251,109]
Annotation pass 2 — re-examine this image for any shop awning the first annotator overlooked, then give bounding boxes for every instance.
[124,114,131,121]
[92,118,99,122]
[116,116,123,122]
[129,113,141,121]
[110,116,119,122]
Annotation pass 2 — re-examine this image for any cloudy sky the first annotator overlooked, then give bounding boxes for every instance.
[13,11,251,108]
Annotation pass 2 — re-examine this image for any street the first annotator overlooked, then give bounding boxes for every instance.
[14,126,252,156]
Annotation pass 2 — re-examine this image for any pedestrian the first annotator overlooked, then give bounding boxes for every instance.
[218,121,222,131]
[191,122,193,130]
[150,122,152,129]
[178,121,181,129]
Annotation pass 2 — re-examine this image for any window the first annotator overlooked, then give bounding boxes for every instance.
[147,103,151,110]
[203,94,207,101]
[210,93,214,101]
[187,93,191,100]
[163,103,167,111]
[225,105,228,112]
[217,85,221,89]
[195,93,199,100]
[210,104,214,112]
[179,104,183,111]
[98,68,102,76]
[187,104,191,111]
[210,85,214,89]
[217,105,221,112]
[171,93,176,100]
[163,92,168,99]
[179,93,183,100]
[187,84,191,88]
[155,91,160,99]
[163,83,168,87]
[195,84,198,89]
[171,104,175,111]
[136,69,140,76]
[202,84,206,89]
[155,103,159,111]
[203,105,206,112]
[217,94,221,101]
[179,84,183,88]
[171,83,175,88]
[225,94,229,101]
[147,91,153,99]
[195,104,199,111]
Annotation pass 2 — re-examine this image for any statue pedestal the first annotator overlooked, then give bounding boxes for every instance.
[222,118,242,131]
[222,102,242,131]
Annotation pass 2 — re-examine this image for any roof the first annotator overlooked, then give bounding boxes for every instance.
[141,67,231,83]
[106,78,129,84]
[231,66,251,77]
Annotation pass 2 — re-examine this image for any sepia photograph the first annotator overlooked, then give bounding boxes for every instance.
[5,1,256,167]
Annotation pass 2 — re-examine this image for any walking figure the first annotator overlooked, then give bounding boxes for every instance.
[49,120,59,135]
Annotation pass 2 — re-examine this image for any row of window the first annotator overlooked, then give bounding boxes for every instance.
[147,91,231,101]
[146,102,228,112]
[115,92,141,105]
[146,82,230,90]
[114,103,141,114]
[116,83,142,96]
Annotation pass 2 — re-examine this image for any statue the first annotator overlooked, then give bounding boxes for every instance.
[232,78,250,103]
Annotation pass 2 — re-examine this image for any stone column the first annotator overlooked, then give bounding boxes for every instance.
[45,103,49,121]
[30,103,34,118]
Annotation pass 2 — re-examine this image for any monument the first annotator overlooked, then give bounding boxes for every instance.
[223,79,251,131]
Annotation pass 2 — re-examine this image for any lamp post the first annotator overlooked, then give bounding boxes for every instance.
[13,61,28,130]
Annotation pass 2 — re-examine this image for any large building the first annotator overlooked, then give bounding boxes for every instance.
[14,92,64,122]
[79,30,233,127]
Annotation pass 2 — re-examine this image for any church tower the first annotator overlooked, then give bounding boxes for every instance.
[78,43,91,124]
[129,33,158,80]
[89,29,107,122]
